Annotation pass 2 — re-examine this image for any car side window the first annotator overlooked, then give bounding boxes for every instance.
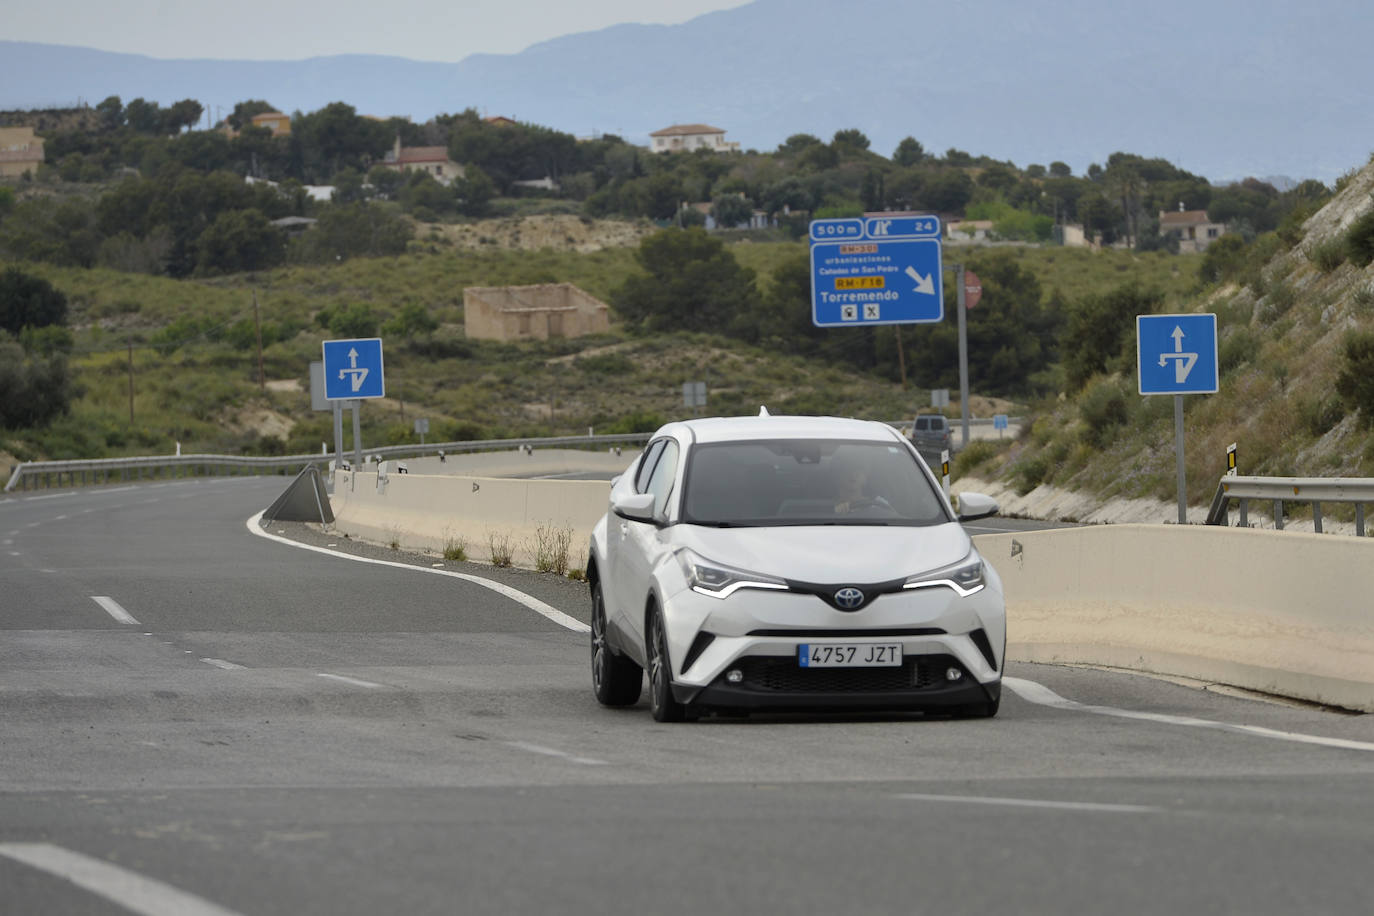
[915,418,929,431]
[644,440,679,518]
[634,440,666,493]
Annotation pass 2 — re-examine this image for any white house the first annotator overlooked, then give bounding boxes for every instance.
[649,124,740,154]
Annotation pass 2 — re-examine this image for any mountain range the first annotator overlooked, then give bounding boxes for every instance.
[3,0,1370,183]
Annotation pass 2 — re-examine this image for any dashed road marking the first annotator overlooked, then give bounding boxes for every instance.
[0,842,245,916]
[91,595,140,625]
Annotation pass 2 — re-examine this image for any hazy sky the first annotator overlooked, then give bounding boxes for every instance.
[7,0,753,61]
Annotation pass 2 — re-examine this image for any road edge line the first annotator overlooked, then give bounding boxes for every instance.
[244,511,589,634]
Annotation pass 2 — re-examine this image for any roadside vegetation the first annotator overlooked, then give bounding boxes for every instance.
[3,97,1374,513]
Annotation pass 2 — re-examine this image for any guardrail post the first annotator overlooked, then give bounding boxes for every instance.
[1357,504,1366,537]
[1312,502,1323,534]
[1273,499,1284,530]
[1239,499,1249,527]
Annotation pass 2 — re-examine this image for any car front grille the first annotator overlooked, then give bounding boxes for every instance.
[728,655,961,693]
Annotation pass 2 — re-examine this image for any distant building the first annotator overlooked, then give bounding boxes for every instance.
[944,219,994,242]
[484,115,519,127]
[649,124,739,154]
[1160,206,1225,253]
[378,136,466,185]
[464,284,611,341]
[250,111,291,136]
[0,126,45,178]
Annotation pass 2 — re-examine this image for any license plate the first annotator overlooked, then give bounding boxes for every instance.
[798,643,903,668]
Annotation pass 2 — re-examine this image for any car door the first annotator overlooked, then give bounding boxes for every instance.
[607,438,679,663]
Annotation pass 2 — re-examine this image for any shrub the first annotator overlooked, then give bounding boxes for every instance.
[1335,330,1374,426]
[1344,208,1374,267]
[443,535,467,562]
[1077,376,1130,448]
[487,529,515,567]
[1012,452,1049,496]
[1219,326,1259,375]
[1306,238,1347,272]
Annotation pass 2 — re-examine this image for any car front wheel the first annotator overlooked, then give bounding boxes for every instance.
[591,580,641,706]
[647,606,694,723]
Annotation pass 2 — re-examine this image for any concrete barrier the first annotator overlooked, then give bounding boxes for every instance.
[975,525,1374,711]
[320,456,1374,710]
[327,449,635,569]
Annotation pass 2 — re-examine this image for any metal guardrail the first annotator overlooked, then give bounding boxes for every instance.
[1206,475,1374,535]
[3,417,1027,496]
[2,433,652,494]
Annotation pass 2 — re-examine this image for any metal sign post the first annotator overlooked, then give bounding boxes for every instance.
[1137,314,1220,524]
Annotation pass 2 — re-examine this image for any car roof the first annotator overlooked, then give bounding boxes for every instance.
[653,414,907,445]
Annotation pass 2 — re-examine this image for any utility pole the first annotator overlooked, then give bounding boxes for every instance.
[127,340,135,424]
[252,289,265,393]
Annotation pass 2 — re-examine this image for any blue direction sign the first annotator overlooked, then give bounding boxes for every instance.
[809,216,943,327]
[1137,314,1218,395]
[322,337,385,400]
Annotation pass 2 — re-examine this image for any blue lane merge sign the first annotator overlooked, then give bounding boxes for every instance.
[1136,314,1218,395]
[809,216,943,327]
[322,337,385,400]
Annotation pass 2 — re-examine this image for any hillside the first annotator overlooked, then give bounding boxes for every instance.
[954,157,1374,524]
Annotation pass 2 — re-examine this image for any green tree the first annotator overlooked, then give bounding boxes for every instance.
[194,209,286,275]
[613,228,757,334]
[292,202,413,262]
[382,303,439,338]
[1061,284,1162,392]
[892,137,926,166]
[454,165,496,217]
[923,169,974,212]
[0,267,68,334]
[0,339,72,428]
[165,99,204,133]
[710,193,754,228]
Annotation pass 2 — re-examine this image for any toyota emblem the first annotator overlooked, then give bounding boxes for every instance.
[833,587,865,610]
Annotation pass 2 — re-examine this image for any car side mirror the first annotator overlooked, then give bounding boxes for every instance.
[955,491,999,522]
[612,491,657,523]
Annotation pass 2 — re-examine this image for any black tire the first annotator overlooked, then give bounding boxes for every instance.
[647,606,695,722]
[591,580,641,706]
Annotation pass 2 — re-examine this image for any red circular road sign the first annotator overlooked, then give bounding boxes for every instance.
[964,271,983,309]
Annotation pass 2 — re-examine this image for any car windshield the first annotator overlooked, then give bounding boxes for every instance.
[681,438,952,527]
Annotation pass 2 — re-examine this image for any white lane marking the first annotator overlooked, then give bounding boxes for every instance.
[1004,677,1374,753]
[317,672,385,689]
[91,595,140,625]
[54,514,68,520]
[505,741,608,766]
[7,551,18,557]
[3,539,13,545]
[0,842,245,916]
[245,511,590,634]
[8,491,79,502]
[896,793,1159,814]
[201,658,246,670]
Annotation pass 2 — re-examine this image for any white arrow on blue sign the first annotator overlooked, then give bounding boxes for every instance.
[1136,314,1218,395]
[809,216,943,327]
[322,337,386,400]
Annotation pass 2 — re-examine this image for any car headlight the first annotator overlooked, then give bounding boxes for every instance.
[902,551,986,597]
[675,548,788,599]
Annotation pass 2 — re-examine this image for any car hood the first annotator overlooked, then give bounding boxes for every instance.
[669,523,974,584]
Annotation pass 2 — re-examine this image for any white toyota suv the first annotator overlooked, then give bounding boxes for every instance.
[587,413,1005,722]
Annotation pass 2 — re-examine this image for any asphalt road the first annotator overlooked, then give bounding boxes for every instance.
[2,478,1372,915]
